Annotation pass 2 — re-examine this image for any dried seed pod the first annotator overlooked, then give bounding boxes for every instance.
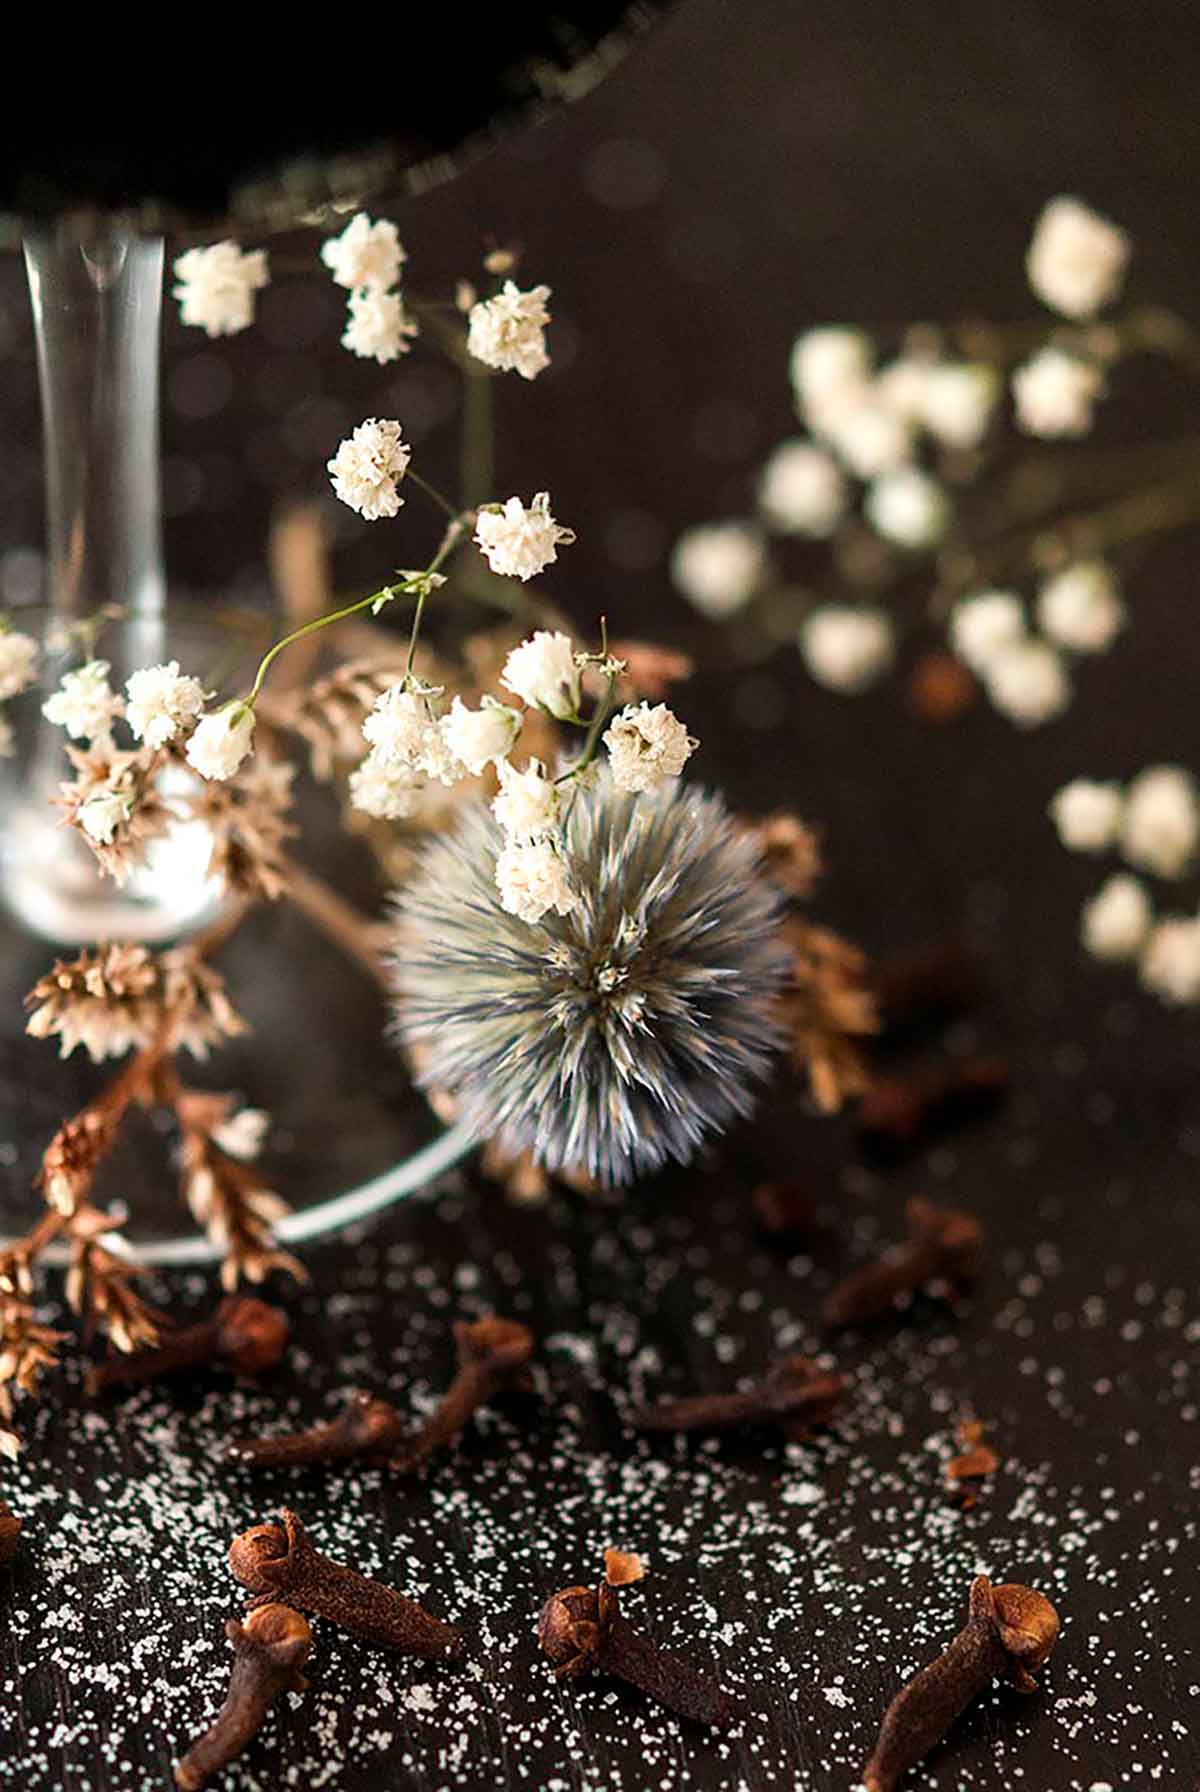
[630,1356,844,1442]
[0,1502,21,1566]
[229,1507,462,1659]
[174,1604,312,1791]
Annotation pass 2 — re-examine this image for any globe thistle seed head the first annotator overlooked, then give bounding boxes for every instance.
[391,770,791,1186]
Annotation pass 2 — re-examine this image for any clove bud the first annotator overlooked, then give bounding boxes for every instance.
[174,1603,312,1792]
[824,1197,982,1329]
[863,1575,1059,1792]
[229,1507,463,1659]
[631,1356,844,1442]
[87,1295,289,1395]
[539,1551,742,1727]
[0,1501,20,1566]
[225,1391,404,1469]
[390,1316,534,1476]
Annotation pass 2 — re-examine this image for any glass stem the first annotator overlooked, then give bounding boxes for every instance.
[23,221,166,673]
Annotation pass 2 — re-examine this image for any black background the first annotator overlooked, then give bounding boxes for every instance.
[2,2,1200,1787]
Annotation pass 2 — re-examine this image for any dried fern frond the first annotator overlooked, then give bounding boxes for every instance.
[63,1207,164,1354]
[27,943,246,1064]
[778,917,877,1110]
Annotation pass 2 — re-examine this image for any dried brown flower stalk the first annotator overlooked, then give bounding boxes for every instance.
[63,1206,165,1355]
[27,942,246,1067]
[172,1086,305,1291]
[56,740,175,884]
[777,917,877,1110]
[189,756,297,901]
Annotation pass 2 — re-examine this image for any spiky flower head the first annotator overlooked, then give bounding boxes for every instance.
[391,769,790,1185]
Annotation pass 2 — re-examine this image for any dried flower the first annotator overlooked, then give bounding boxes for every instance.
[1050,779,1124,852]
[320,212,405,292]
[173,242,269,337]
[949,591,1026,674]
[491,757,561,841]
[361,682,464,789]
[57,741,174,884]
[983,639,1070,727]
[1082,874,1152,961]
[757,440,847,536]
[1026,195,1130,319]
[1012,348,1103,438]
[186,706,256,781]
[920,362,998,450]
[494,838,578,923]
[0,629,38,700]
[864,467,950,548]
[349,752,423,820]
[327,419,411,520]
[176,1089,303,1290]
[500,631,581,719]
[392,770,791,1183]
[124,660,207,748]
[474,493,575,582]
[800,606,895,693]
[1036,562,1124,653]
[820,392,913,479]
[1140,914,1200,1004]
[42,659,123,741]
[670,521,767,618]
[190,754,297,901]
[777,917,875,1111]
[64,1206,164,1355]
[341,288,419,364]
[26,943,245,1063]
[790,326,873,414]
[467,281,552,379]
[1120,765,1199,878]
[603,703,696,791]
[441,695,522,775]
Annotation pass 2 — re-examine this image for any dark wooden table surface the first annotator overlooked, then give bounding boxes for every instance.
[3,3,1200,1787]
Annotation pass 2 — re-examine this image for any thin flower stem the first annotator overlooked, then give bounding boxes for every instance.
[556,670,619,789]
[245,592,398,704]
[407,468,459,521]
[405,512,474,675]
[461,369,494,511]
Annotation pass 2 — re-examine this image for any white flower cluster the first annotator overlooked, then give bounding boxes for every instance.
[0,625,39,758]
[327,419,412,520]
[948,560,1124,727]
[321,213,417,365]
[1051,764,1200,1001]
[1026,196,1130,320]
[350,628,695,926]
[173,242,269,338]
[799,606,894,694]
[467,281,552,380]
[474,493,575,582]
[41,652,255,785]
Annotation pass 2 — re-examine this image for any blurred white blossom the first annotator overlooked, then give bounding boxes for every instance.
[185,706,256,781]
[757,440,847,537]
[671,522,767,617]
[865,467,950,548]
[921,363,998,450]
[442,696,522,775]
[0,629,38,700]
[983,639,1070,727]
[1026,196,1130,320]
[949,591,1026,673]
[1013,348,1103,438]
[1036,562,1124,653]
[124,661,206,748]
[1141,914,1200,1004]
[349,751,423,820]
[467,282,552,379]
[1082,874,1152,961]
[43,660,123,741]
[1120,765,1199,878]
[800,606,894,693]
[1050,779,1125,853]
[341,289,418,364]
[500,631,581,719]
[320,213,405,292]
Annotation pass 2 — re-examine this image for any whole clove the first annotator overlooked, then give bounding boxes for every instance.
[229,1506,463,1659]
[539,1550,742,1727]
[858,1056,1009,1152]
[944,1418,1000,1509]
[174,1603,312,1792]
[87,1295,289,1396]
[0,1501,21,1565]
[390,1316,534,1476]
[630,1356,844,1442]
[862,1575,1059,1792]
[752,1178,820,1240]
[225,1391,404,1470]
[824,1197,982,1330]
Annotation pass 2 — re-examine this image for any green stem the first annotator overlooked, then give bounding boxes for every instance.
[245,590,398,703]
[407,468,459,520]
[555,671,619,787]
[461,369,494,510]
